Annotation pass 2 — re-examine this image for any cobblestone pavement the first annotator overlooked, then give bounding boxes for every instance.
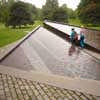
[0,73,99,100]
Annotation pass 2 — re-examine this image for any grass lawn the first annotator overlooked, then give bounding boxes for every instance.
[68,19,82,26]
[0,20,42,47]
[68,19,100,30]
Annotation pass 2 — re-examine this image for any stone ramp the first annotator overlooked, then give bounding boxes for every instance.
[0,72,99,100]
[1,27,100,81]
[0,26,100,99]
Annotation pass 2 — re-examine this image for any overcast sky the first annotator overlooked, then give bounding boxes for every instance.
[20,0,80,10]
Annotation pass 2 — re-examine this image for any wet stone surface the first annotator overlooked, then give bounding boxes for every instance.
[0,27,100,80]
[45,21,100,50]
[0,73,99,100]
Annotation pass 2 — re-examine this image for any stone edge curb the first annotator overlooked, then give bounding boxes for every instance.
[45,20,100,32]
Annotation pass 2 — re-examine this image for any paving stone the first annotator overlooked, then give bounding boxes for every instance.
[0,73,99,100]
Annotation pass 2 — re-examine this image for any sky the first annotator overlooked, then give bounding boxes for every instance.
[20,0,80,10]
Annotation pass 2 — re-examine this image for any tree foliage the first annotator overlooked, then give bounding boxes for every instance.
[67,8,77,19]
[0,3,9,23]
[77,0,100,25]
[42,0,68,22]
[36,8,43,20]
[0,0,38,28]
[52,5,68,22]
[7,1,34,27]
[28,3,37,20]
[0,0,15,23]
[42,0,58,20]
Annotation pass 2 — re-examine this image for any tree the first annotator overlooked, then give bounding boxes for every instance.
[28,3,37,20]
[77,0,100,25]
[52,6,68,22]
[0,0,16,5]
[7,1,34,28]
[36,8,43,20]
[67,8,77,19]
[0,3,10,23]
[0,0,15,23]
[42,0,68,22]
[42,0,58,20]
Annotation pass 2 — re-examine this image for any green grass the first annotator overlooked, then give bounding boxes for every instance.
[68,19,100,30]
[68,19,82,26]
[87,25,100,30]
[0,20,43,47]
